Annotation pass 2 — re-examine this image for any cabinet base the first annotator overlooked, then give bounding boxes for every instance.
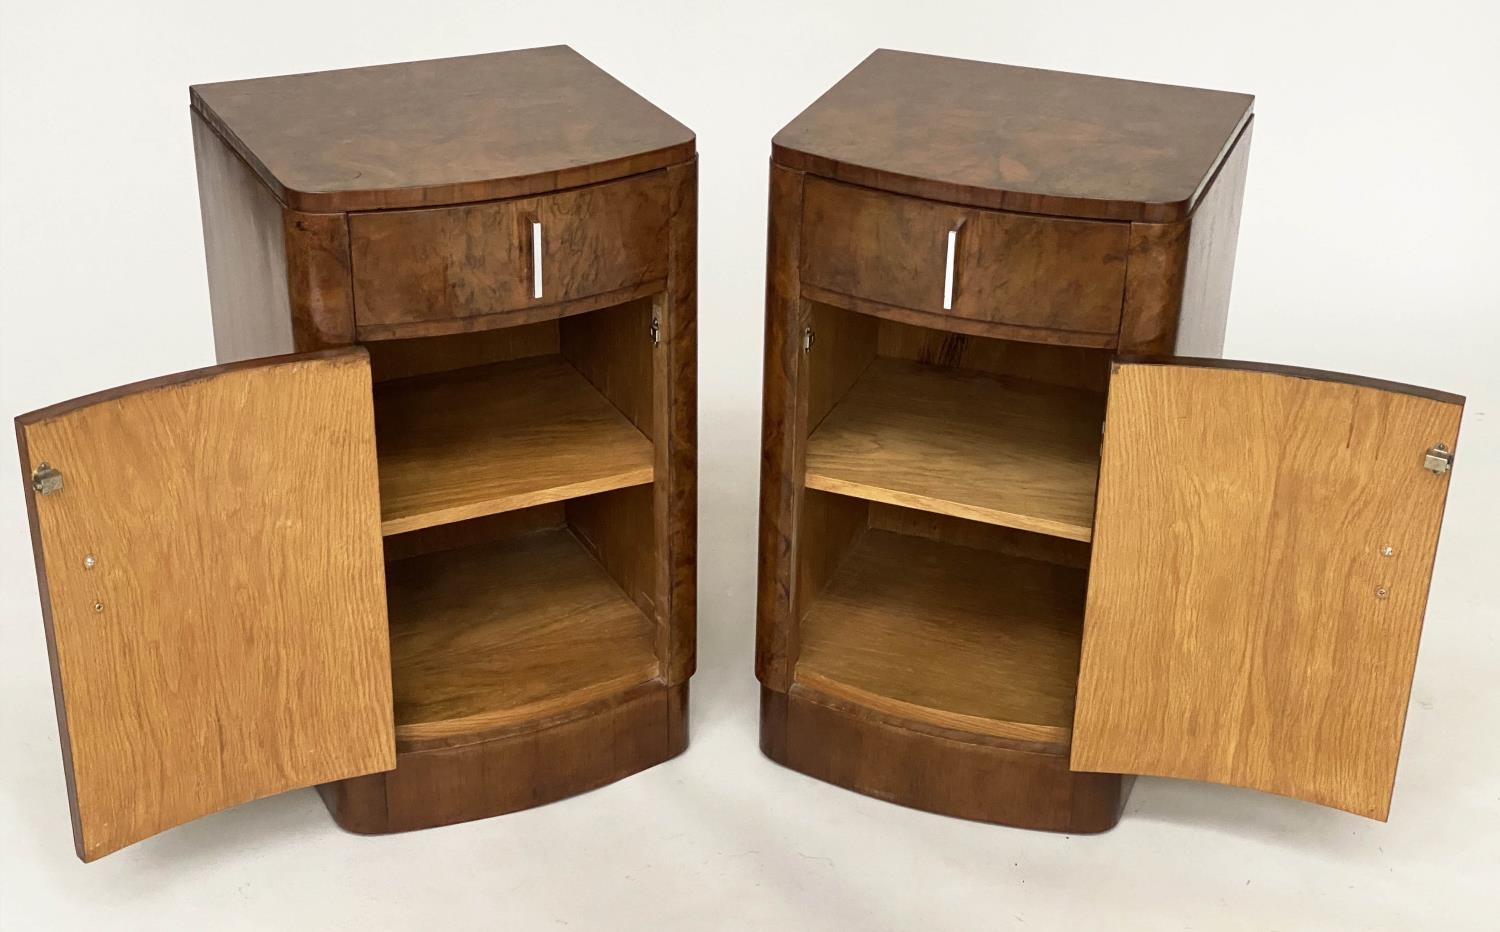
[760,685,1124,833]
[319,680,688,834]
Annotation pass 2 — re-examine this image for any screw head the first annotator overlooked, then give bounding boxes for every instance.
[83,555,96,569]
[1381,546,1394,557]
[92,601,104,613]
[1376,587,1390,600]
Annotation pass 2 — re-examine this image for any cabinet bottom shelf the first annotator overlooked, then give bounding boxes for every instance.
[320,681,688,834]
[760,686,1124,833]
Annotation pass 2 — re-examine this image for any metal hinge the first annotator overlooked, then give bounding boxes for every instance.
[32,462,63,495]
[649,316,661,346]
[802,326,815,353]
[1423,443,1454,475]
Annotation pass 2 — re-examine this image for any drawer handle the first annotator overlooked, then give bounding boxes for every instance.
[942,228,958,310]
[532,221,544,299]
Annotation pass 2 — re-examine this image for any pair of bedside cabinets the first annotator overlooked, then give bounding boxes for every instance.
[16,46,1463,862]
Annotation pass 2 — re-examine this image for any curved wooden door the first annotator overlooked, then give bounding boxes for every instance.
[1071,359,1463,819]
[17,348,395,860]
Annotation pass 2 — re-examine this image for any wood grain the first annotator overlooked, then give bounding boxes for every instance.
[561,298,655,438]
[805,358,1104,541]
[797,528,1085,752]
[774,49,1252,222]
[191,46,695,211]
[321,682,687,834]
[876,317,1112,393]
[374,355,655,535]
[763,687,1123,833]
[349,171,670,331]
[1118,119,1254,355]
[386,527,658,751]
[800,178,1127,337]
[16,349,394,861]
[755,163,809,692]
[367,320,559,383]
[1072,361,1464,819]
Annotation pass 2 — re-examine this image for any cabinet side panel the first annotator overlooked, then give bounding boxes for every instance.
[1174,119,1253,358]
[661,159,699,684]
[192,110,295,362]
[1116,118,1252,356]
[757,164,808,690]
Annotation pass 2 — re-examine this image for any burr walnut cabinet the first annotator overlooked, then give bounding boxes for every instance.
[17,47,697,861]
[756,50,1464,832]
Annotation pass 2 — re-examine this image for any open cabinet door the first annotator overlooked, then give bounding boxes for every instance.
[17,348,395,861]
[1071,359,1462,819]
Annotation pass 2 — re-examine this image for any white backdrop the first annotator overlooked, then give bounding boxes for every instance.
[2,2,1497,929]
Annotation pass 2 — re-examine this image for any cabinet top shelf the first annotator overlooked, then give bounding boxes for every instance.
[773,49,1253,222]
[191,46,696,212]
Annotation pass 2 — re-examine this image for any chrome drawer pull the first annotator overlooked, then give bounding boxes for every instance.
[532,221,544,299]
[942,228,957,310]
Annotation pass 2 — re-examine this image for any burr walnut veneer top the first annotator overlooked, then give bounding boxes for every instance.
[190,46,695,211]
[774,49,1254,222]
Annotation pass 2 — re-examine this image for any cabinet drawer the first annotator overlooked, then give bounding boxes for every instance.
[350,172,671,333]
[800,178,1128,337]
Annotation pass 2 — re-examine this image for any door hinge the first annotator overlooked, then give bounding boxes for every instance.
[1423,443,1454,475]
[649,316,661,346]
[31,462,63,495]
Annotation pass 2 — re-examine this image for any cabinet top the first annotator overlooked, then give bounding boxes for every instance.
[773,50,1253,223]
[190,46,695,212]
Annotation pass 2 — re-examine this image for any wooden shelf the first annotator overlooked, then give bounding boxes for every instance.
[805,358,1104,541]
[386,528,659,751]
[375,355,655,536]
[795,528,1086,753]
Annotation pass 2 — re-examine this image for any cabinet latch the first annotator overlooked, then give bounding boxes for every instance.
[803,326,815,353]
[1423,443,1453,475]
[649,316,661,346]
[31,462,63,495]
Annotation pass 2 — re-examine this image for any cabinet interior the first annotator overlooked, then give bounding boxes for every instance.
[368,298,660,751]
[795,303,1110,752]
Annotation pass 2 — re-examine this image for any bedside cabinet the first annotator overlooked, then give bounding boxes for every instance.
[755,50,1463,832]
[17,46,697,861]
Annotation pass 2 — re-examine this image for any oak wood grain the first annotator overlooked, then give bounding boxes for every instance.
[367,320,559,383]
[16,349,394,861]
[374,355,654,536]
[805,358,1104,541]
[387,527,658,751]
[1072,361,1463,819]
[797,528,1085,753]
[774,49,1252,222]
[349,172,670,332]
[191,46,695,212]
[801,178,1128,336]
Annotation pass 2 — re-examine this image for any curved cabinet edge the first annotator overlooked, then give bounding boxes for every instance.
[760,686,1124,834]
[321,681,688,834]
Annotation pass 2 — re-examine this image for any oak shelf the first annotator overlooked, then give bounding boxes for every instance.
[795,526,1086,754]
[804,358,1104,542]
[387,527,659,752]
[375,355,655,536]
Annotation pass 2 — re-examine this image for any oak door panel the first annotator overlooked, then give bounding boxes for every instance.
[799,177,1127,336]
[17,349,395,860]
[350,172,671,329]
[1071,360,1463,819]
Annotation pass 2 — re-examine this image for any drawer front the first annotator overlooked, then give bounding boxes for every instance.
[800,178,1128,336]
[350,172,671,330]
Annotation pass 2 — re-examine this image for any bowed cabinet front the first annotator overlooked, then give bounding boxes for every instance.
[18,46,698,862]
[756,50,1463,832]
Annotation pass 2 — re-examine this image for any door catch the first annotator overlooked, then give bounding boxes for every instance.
[1423,443,1453,475]
[32,462,63,495]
